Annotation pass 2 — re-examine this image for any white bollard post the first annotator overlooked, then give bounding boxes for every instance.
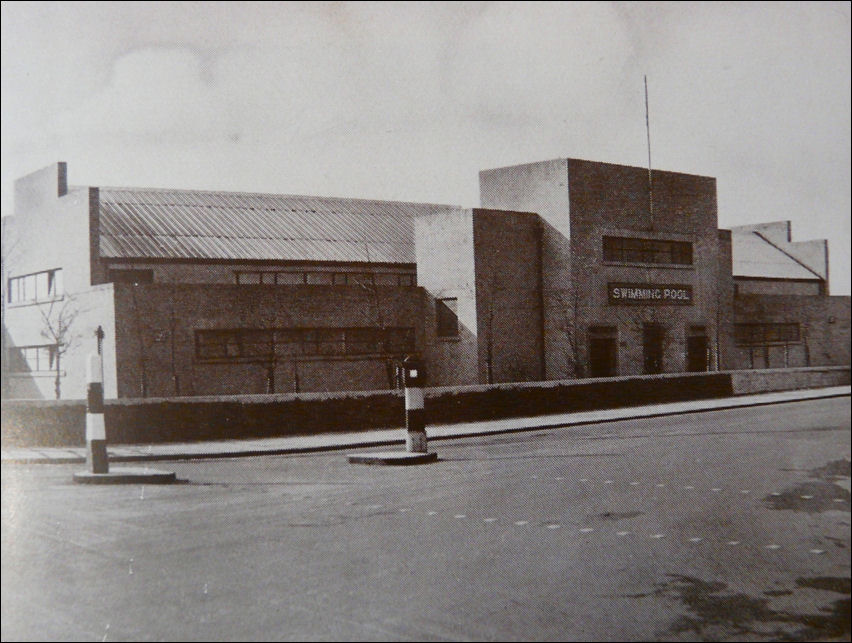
[86,353,108,473]
[403,358,427,453]
[405,385,427,453]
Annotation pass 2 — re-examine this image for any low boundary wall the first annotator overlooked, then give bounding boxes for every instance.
[2,366,848,447]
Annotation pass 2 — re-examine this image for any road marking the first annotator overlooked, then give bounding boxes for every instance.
[616,531,630,536]
[770,492,781,496]
[655,483,666,488]
[800,495,814,499]
[727,541,740,546]
[128,558,134,575]
[689,537,703,543]
[630,482,639,486]
[139,487,144,500]
[741,490,751,494]
[531,475,538,479]
[484,518,497,523]
[809,549,825,555]
[834,498,845,503]
[399,508,410,513]
[514,520,529,526]
[683,486,695,490]
[765,544,781,550]
[102,624,110,643]
[367,504,383,510]
[604,480,614,484]
[579,478,589,482]
[427,511,437,516]
[650,534,665,539]
[454,514,466,519]
[546,524,561,529]
[555,476,564,481]
[711,488,722,492]
[579,527,594,533]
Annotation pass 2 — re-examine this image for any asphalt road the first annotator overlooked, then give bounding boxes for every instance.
[2,397,850,641]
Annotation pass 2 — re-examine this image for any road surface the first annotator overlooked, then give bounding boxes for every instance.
[2,396,850,641]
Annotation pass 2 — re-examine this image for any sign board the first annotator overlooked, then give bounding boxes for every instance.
[608,283,693,305]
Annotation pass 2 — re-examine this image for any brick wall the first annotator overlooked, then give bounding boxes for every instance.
[472,209,544,383]
[5,367,846,447]
[414,209,480,386]
[111,282,425,397]
[733,295,851,369]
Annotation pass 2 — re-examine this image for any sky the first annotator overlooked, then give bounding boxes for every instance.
[2,1,849,294]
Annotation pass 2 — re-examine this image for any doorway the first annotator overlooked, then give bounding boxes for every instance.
[686,332,709,372]
[588,326,617,377]
[643,324,664,374]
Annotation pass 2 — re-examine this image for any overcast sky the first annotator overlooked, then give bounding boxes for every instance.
[2,1,849,294]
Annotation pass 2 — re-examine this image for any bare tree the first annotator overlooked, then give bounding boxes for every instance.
[38,295,82,399]
[168,282,181,395]
[550,289,583,379]
[358,241,399,389]
[129,284,148,397]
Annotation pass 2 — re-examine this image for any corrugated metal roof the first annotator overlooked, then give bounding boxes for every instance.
[98,187,460,263]
[732,231,822,280]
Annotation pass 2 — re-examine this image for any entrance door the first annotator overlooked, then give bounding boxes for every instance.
[643,324,664,374]
[589,337,617,377]
[686,335,709,372]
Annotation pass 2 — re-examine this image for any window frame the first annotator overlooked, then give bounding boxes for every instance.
[194,327,417,361]
[7,268,64,304]
[436,297,460,338]
[602,236,693,266]
[734,323,801,346]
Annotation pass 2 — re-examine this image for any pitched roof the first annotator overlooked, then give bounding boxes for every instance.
[97,187,459,264]
[731,231,823,280]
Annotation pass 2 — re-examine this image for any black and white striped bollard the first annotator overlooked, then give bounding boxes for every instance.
[86,353,109,473]
[403,357,427,453]
[346,356,435,465]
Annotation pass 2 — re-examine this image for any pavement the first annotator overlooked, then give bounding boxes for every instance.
[2,385,849,465]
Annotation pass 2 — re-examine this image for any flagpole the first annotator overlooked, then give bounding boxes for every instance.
[645,75,653,229]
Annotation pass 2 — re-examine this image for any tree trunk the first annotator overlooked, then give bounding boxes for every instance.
[54,352,61,400]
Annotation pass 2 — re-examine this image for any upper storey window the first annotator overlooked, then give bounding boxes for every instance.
[7,268,63,304]
[603,236,692,266]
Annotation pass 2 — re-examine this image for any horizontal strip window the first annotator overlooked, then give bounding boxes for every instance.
[603,236,692,266]
[195,327,416,360]
[108,269,153,284]
[8,344,58,373]
[7,269,63,304]
[734,323,800,346]
[235,271,416,286]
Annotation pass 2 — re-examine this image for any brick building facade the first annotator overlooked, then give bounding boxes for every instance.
[2,160,849,400]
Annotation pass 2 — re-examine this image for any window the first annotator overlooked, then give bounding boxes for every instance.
[234,270,415,286]
[305,272,334,285]
[275,272,304,285]
[734,323,800,346]
[9,344,57,373]
[436,298,459,338]
[195,327,416,360]
[7,269,63,304]
[603,236,692,266]
[331,273,375,286]
[108,269,153,284]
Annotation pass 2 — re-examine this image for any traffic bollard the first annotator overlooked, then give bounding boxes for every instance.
[86,353,109,473]
[402,357,427,453]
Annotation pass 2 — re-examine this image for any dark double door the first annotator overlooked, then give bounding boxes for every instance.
[589,337,617,378]
[686,335,709,372]
[643,324,664,374]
